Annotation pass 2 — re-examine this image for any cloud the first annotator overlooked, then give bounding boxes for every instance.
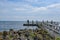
[0,0,60,14]
[0,15,60,21]
[32,3,60,14]
[0,0,60,21]
[47,3,60,8]
[14,8,27,11]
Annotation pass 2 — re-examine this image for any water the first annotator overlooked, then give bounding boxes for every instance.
[0,21,37,32]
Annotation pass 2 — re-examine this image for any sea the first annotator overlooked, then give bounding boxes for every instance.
[0,21,37,32]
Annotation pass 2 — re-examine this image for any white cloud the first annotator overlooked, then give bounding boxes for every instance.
[32,7,47,12]
[32,3,60,14]
[14,8,27,11]
[0,0,60,14]
[0,0,60,21]
[47,3,60,8]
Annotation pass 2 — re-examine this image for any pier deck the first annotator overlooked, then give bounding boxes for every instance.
[23,23,60,37]
[23,24,37,26]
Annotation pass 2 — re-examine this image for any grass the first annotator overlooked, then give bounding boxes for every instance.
[55,37,60,40]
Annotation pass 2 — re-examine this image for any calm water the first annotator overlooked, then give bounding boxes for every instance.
[0,21,37,32]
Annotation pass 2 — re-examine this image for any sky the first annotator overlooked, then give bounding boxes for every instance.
[0,0,60,21]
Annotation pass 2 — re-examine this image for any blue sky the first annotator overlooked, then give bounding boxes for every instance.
[0,0,60,21]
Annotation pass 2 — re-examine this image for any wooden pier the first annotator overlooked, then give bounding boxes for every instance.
[23,24,38,26]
